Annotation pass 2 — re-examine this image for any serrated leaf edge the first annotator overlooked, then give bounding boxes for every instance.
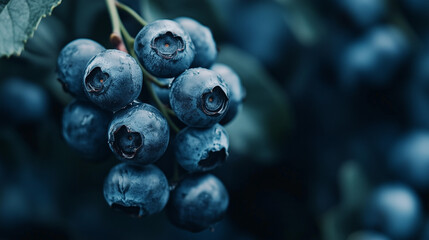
[2,0,62,58]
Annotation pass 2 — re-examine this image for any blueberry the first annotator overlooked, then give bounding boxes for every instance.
[0,77,49,124]
[211,63,246,124]
[134,19,195,78]
[174,124,229,173]
[175,17,217,68]
[57,39,105,100]
[170,68,229,128]
[339,26,408,88]
[103,163,169,217]
[228,1,293,67]
[62,100,112,160]
[152,78,173,106]
[84,49,143,112]
[167,173,229,232]
[388,131,429,189]
[108,102,169,164]
[362,183,422,240]
[348,231,390,240]
[335,0,385,28]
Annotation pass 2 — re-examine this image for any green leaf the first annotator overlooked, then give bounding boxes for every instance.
[0,0,62,57]
[320,161,371,240]
[217,45,292,163]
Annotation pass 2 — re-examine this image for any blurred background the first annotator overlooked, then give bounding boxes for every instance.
[1,0,429,239]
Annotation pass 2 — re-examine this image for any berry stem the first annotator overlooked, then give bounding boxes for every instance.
[106,0,127,51]
[115,1,148,27]
[142,69,170,89]
[166,107,176,116]
[145,80,180,133]
[119,21,134,50]
[106,0,181,133]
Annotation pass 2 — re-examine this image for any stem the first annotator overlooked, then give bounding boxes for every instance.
[146,80,180,133]
[106,0,181,133]
[106,0,127,51]
[106,0,121,35]
[119,22,134,51]
[116,1,148,26]
[143,69,170,89]
[166,107,176,116]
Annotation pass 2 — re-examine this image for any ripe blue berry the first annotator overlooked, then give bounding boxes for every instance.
[167,173,229,232]
[152,78,173,106]
[62,100,112,160]
[84,49,143,112]
[57,39,105,100]
[335,0,385,28]
[108,102,169,164]
[0,78,49,124]
[170,68,229,128]
[175,17,217,68]
[388,131,429,189]
[339,26,408,87]
[228,1,293,66]
[134,19,195,78]
[211,63,246,125]
[362,183,422,240]
[103,163,169,217]
[174,124,229,173]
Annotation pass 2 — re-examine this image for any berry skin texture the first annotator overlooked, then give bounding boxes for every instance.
[103,163,169,217]
[362,183,422,240]
[175,17,217,68]
[167,173,229,232]
[84,49,143,112]
[174,124,229,173]
[108,102,169,164]
[170,68,229,128]
[134,19,195,78]
[62,100,112,160]
[57,39,105,100]
[0,78,49,124]
[339,26,408,88]
[388,131,429,189]
[211,63,246,125]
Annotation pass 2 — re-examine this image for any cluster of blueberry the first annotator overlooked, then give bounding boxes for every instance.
[57,16,245,232]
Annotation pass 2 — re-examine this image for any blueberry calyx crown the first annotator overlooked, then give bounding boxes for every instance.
[201,86,228,116]
[151,31,185,59]
[111,125,144,159]
[85,67,110,94]
[198,148,227,169]
[111,203,146,218]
